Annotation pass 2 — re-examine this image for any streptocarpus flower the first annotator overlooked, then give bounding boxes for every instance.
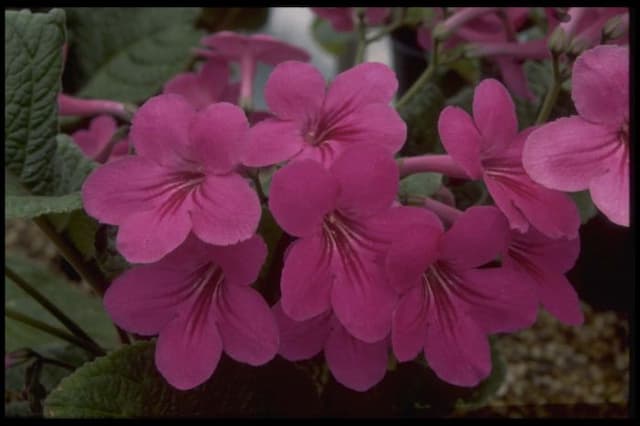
[58,93,130,121]
[104,235,278,390]
[198,32,310,107]
[560,7,628,50]
[523,45,629,226]
[387,206,537,387]
[504,228,583,325]
[82,95,261,263]
[71,115,128,163]
[311,7,391,32]
[243,61,406,168]
[273,303,389,392]
[163,58,239,110]
[400,78,580,238]
[268,144,410,342]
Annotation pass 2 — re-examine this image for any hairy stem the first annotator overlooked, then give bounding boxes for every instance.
[397,155,470,179]
[395,37,440,110]
[6,266,105,355]
[535,52,562,125]
[354,9,368,64]
[5,309,105,357]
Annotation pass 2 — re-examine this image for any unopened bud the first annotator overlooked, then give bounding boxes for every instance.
[602,14,628,42]
[568,37,589,57]
[548,27,568,54]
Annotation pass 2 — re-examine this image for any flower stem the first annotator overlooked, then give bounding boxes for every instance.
[535,52,562,125]
[365,9,407,44]
[6,266,105,355]
[395,37,440,110]
[397,155,469,179]
[354,9,368,64]
[422,197,463,225]
[5,309,105,358]
[32,216,131,345]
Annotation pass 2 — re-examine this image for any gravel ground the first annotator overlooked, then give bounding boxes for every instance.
[5,218,630,417]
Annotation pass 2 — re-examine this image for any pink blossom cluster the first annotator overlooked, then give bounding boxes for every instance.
[77,9,628,395]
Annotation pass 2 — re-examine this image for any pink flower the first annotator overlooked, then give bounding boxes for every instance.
[400,79,580,238]
[71,115,129,163]
[243,61,406,168]
[273,303,389,392]
[82,95,261,263]
[163,58,239,110]
[311,7,391,32]
[561,7,628,49]
[504,228,583,326]
[420,8,535,99]
[104,235,278,390]
[268,144,412,342]
[523,45,629,226]
[198,32,310,107]
[387,206,537,387]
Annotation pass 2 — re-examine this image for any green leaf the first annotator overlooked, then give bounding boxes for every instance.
[5,253,119,352]
[45,341,322,418]
[65,8,203,103]
[5,9,66,194]
[570,190,598,224]
[94,225,131,281]
[397,82,445,156]
[398,172,442,202]
[197,7,270,32]
[49,134,97,195]
[6,193,82,219]
[311,16,355,57]
[404,8,436,26]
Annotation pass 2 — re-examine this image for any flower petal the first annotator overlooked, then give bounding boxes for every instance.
[215,285,279,366]
[456,267,538,334]
[129,94,196,167]
[589,149,629,226]
[327,103,407,155]
[116,205,192,264]
[273,302,332,361]
[424,310,491,387]
[190,174,261,246]
[325,322,389,392]
[331,144,399,219]
[331,258,397,343]
[104,264,193,335]
[437,106,483,179]
[440,206,510,269]
[537,271,584,326]
[507,228,580,273]
[269,160,339,237]
[155,298,222,390]
[572,45,629,126]
[197,58,231,102]
[495,57,535,101]
[392,284,428,362]
[163,73,213,110]
[242,119,305,167]
[82,156,168,225]
[472,79,519,155]
[280,235,333,321]
[248,34,311,65]
[72,115,117,159]
[386,225,442,293]
[523,116,621,192]
[189,102,248,174]
[209,235,267,286]
[264,61,326,121]
[324,62,398,115]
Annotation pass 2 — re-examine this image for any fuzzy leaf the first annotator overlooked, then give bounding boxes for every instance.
[398,172,442,202]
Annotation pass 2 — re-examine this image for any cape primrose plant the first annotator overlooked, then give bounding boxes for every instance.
[4,6,630,418]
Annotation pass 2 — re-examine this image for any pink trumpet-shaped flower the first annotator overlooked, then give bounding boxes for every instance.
[163,58,239,110]
[523,45,629,226]
[561,7,628,49]
[244,61,406,168]
[387,206,537,387]
[401,79,580,238]
[71,115,129,163]
[504,228,583,326]
[198,32,310,107]
[104,235,278,390]
[268,144,413,342]
[273,303,389,392]
[311,7,391,32]
[82,95,261,263]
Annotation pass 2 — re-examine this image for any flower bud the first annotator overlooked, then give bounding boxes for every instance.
[548,26,568,55]
[602,14,628,42]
